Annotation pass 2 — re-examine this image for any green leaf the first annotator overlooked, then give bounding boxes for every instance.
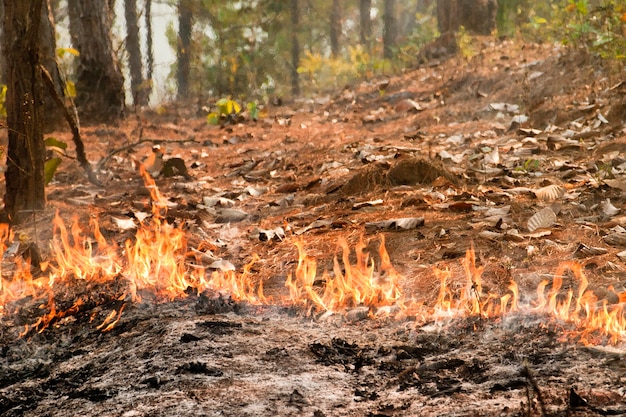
[216,97,240,115]
[44,137,68,150]
[247,102,258,120]
[56,47,80,58]
[44,157,62,185]
[65,80,76,98]
[229,100,241,114]
[207,112,220,125]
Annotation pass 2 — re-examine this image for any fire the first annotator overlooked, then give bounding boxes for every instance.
[431,248,626,345]
[0,170,625,345]
[285,235,403,315]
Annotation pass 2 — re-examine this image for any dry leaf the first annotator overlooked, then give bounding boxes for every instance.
[527,207,557,232]
[364,217,425,233]
[112,216,137,230]
[600,199,620,218]
[533,185,565,202]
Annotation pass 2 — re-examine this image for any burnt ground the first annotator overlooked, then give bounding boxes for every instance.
[1,38,626,416]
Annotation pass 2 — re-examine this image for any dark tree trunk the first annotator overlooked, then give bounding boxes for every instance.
[383,0,397,60]
[329,0,340,58]
[68,0,125,122]
[437,0,497,35]
[359,0,372,51]
[0,3,5,83]
[2,0,47,223]
[125,0,146,107]
[177,0,192,100]
[145,0,154,86]
[41,0,66,131]
[290,0,300,96]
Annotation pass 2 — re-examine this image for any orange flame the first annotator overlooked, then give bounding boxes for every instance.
[0,172,625,345]
[285,235,403,316]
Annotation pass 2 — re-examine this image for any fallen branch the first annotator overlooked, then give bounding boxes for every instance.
[40,65,101,186]
[96,137,200,172]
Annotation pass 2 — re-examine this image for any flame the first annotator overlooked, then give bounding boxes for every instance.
[0,171,625,345]
[431,249,626,345]
[285,235,403,316]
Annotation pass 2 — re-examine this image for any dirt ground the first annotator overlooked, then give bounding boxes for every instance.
[1,38,626,416]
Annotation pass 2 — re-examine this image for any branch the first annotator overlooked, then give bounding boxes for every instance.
[39,65,101,186]
[96,138,199,172]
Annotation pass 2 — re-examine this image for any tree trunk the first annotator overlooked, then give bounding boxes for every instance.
[125,0,146,107]
[437,0,497,35]
[2,0,47,223]
[68,0,125,122]
[290,0,300,96]
[145,0,154,87]
[41,0,66,132]
[359,0,372,50]
[329,0,340,58]
[177,0,192,100]
[383,0,397,60]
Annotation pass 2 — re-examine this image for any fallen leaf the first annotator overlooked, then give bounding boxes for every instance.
[112,216,137,230]
[364,217,425,233]
[533,185,565,202]
[527,207,557,232]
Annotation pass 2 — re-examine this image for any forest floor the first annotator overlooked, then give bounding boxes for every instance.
[1,38,626,416]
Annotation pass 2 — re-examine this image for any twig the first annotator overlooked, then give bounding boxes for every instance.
[40,65,101,186]
[96,137,199,172]
[521,365,547,417]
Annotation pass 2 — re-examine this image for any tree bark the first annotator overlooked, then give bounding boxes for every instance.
[329,0,340,58]
[437,0,497,35]
[359,0,372,50]
[383,0,397,60]
[2,0,47,223]
[177,0,192,100]
[41,0,66,131]
[145,0,154,87]
[68,0,125,122]
[125,0,146,107]
[290,0,300,96]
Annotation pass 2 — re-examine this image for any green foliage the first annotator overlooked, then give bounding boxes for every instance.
[56,47,79,98]
[43,137,68,185]
[516,158,541,174]
[247,101,259,120]
[207,97,244,125]
[457,27,478,60]
[0,85,6,118]
[296,45,393,93]
[44,158,62,185]
[499,0,626,62]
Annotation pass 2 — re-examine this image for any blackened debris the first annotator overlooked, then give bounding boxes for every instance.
[177,361,223,377]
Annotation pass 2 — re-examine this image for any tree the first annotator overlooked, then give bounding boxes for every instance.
[125,0,147,107]
[2,0,46,223]
[290,0,300,96]
[359,0,372,50]
[40,0,66,131]
[437,0,497,35]
[68,0,125,122]
[329,0,341,57]
[383,0,397,60]
[177,0,193,100]
[145,0,154,90]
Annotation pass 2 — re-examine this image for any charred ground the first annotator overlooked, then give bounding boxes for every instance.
[1,38,626,416]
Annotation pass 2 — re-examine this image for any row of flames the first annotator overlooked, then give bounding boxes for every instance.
[0,169,625,344]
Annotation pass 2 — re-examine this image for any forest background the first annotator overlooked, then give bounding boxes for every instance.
[0,0,625,223]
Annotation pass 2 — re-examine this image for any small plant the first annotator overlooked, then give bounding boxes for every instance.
[515,158,541,174]
[593,161,614,184]
[206,97,241,125]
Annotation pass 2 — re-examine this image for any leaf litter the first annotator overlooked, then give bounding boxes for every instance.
[1,40,626,416]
